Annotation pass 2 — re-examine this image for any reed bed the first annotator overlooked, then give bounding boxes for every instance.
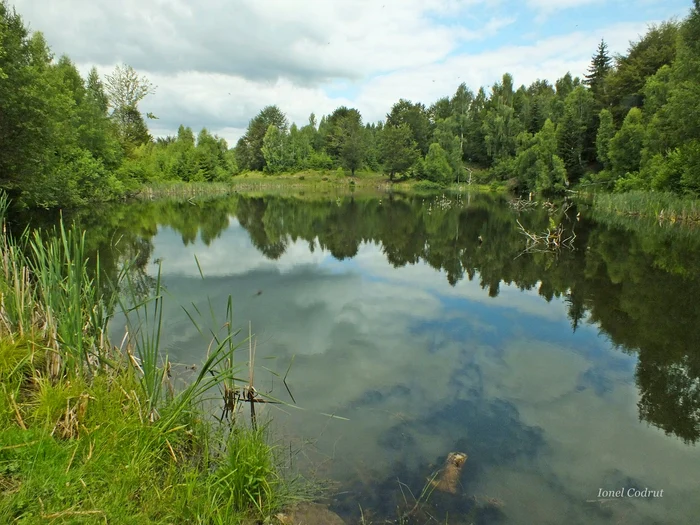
[0,191,306,523]
[138,181,237,200]
[592,191,700,224]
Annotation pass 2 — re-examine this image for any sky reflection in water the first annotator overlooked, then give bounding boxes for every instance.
[91,193,700,524]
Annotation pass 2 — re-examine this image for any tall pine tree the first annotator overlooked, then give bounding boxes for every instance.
[584,39,612,106]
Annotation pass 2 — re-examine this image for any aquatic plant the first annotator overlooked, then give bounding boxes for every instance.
[591,191,700,223]
[0,190,304,522]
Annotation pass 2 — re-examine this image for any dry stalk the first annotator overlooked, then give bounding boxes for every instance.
[9,392,27,430]
[0,440,39,452]
[516,219,576,255]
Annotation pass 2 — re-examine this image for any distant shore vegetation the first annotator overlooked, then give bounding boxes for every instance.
[1,0,700,209]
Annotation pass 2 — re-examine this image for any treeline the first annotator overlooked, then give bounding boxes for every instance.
[232,1,700,196]
[0,1,235,208]
[2,0,699,208]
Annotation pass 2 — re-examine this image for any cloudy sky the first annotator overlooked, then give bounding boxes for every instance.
[12,0,692,146]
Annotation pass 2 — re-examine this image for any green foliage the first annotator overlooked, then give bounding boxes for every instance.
[555,86,596,183]
[423,143,452,184]
[608,107,645,182]
[643,150,684,192]
[450,83,474,159]
[238,105,288,171]
[0,192,300,522]
[289,123,313,170]
[411,180,445,191]
[386,99,432,155]
[211,426,279,513]
[584,39,613,105]
[614,172,648,192]
[337,113,367,176]
[606,21,680,122]
[380,123,419,180]
[596,109,615,169]
[262,124,292,174]
[483,101,520,162]
[490,156,517,182]
[306,150,334,170]
[592,190,700,222]
[514,119,568,194]
[118,126,235,184]
[363,122,382,171]
[428,96,452,122]
[3,0,700,207]
[322,106,361,160]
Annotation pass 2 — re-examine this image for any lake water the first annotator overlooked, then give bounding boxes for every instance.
[14,191,700,524]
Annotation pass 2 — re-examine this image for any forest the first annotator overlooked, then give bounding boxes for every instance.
[1,0,699,208]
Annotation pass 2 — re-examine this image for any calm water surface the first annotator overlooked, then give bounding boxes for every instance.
[15,192,700,524]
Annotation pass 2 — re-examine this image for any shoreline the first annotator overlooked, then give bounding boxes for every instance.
[0,191,312,523]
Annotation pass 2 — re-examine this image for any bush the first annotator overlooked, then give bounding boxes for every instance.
[491,157,517,181]
[413,180,444,191]
[614,172,649,192]
[409,159,427,180]
[506,177,521,193]
[424,143,452,184]
[305,151,334,170]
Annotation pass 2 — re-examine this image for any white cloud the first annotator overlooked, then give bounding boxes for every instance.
[14,0,495,80]
[527,0,604,14]
[12,0,675,145]
[97,19,649,147]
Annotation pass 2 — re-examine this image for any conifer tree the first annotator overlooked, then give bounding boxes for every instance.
[584,39,613,104]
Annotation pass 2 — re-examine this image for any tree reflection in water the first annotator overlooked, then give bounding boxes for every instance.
[15,191,700,445]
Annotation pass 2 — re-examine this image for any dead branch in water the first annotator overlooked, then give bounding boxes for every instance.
[509,197,575,217]
[516,219,576,255]
[508,198,539,211]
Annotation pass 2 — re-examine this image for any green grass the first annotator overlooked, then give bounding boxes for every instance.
[590,191,700,224]
[0,365,287,523]
[0,191,308,523]
[139,181,237,200]
[136,169,502,202]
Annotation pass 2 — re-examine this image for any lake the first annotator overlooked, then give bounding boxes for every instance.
[13,191,700,524]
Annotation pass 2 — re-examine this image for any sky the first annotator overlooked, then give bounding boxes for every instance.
[11,0,693,147]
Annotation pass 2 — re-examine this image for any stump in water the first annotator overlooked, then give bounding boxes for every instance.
[430,452,467,494]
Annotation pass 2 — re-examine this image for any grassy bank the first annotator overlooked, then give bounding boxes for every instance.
[137,168,503,201]
[0,192,303,523]
[590,191,700,224]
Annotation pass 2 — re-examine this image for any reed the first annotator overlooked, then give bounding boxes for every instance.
[0,190,308,522]
[591,191,700,224]
[138,181,237,200]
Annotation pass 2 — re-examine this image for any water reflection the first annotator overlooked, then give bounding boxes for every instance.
[14,192,700,523]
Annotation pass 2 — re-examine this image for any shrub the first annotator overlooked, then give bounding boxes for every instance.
[413,180,444,191]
